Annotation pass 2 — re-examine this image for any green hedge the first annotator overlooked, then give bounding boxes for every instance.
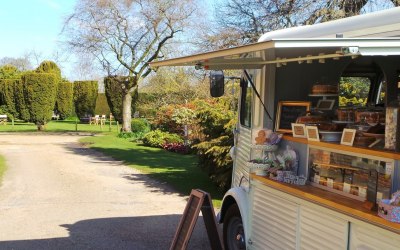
[56,80,73,119]
[23,72,57,126]
[0,79,18,118]
[14,78,30,121]
[95,93,111,116]
[35,61,61,77]
[73,80,98,118]
[104,76,137,123]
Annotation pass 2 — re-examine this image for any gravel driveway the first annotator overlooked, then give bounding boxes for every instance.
[0,134,212,249]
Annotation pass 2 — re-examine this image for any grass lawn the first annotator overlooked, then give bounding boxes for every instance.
[0,120,120,133]
[80,133,224,207]
[0,155,6,184]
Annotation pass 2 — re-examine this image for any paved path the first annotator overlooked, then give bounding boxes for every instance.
[0,134,211,249]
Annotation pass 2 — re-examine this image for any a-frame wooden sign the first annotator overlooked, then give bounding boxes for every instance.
[170,189,224,250]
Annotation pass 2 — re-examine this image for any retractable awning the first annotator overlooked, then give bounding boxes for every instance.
[149,38,400,70]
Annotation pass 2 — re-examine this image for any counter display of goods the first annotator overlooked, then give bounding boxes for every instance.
[311,84,338,94]
[296,111,328,125]
[337,107,355,122]
[308,147,392,204]
[249,129,307,185]
[355,110,385,125]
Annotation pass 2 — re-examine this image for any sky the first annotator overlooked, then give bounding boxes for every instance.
[0,0,216,81]
[0,0,77,78]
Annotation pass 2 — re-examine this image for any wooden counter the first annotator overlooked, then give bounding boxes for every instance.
[283,134,400,160]
[251,173,400,235]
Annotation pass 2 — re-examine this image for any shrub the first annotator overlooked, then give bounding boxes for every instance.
[142,129,183,148]
[35,61,61,77]
[131,118,150,133]
[162,143,191,154]
[0,79,18,118]
[115,119,150,142]
[192,98,236,192]
[73,80,98,118]
[95,93,111,116]
[14,78,30,121]
[23,72,57,128]
[104,76,138,123]
[0,65,21,79]
[56,80,73,120]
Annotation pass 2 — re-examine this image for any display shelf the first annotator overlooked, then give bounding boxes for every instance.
[313,161,359,171]
[308,93,338,100]
[250,144,278,151]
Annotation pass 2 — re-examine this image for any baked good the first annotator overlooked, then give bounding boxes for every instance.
[355,110,385,124]
[311,84,338,94]
[296,113,328,124]
[337,108,355,121]
[318,123,345,131]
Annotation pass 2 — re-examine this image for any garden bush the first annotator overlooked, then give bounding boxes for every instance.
[73,80,98,118]
[22,72,57,128]
[0,79,18,118]
[117,119,150,141]
[192,98,236,192]
[35,61,61,77]
[131,118,150,133]
[142,129,183,148]
[0,65,21,79]
[95,93,111,116]
[56,80,73,119]
[104,76,137,123]
[162,143,191,154]
[14,78,30,121]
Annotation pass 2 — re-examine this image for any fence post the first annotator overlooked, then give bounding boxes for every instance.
[117,121,119,133]
[12,118,14,130]
[75,118,78,131]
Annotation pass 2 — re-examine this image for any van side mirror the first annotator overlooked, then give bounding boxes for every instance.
[210,71,225,97]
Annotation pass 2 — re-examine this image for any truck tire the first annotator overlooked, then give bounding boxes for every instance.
[223,204,246,250]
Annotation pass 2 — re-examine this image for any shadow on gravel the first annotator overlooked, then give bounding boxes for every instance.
[0,215,211,250]
[63,143,223,201]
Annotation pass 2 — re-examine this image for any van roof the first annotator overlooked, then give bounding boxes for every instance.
[258,7,400,41]
[149,8,400,70]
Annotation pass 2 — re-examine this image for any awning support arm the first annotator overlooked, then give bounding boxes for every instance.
[244,70,273,121]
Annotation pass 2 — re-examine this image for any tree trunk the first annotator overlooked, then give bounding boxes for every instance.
[121,91,132,132]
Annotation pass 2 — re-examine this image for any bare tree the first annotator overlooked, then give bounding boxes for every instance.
[0,57,33,71]
[206,0,399,47]
[63,0,197,131]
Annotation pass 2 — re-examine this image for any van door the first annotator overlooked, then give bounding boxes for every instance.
[232,75,253,188]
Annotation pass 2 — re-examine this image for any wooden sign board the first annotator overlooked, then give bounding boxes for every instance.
[275,101,311,133]
[170,189,224,250]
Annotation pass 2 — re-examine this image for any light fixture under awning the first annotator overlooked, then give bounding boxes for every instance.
[149,38,400,70]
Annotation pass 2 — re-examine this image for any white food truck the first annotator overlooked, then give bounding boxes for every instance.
[150,7,400,250]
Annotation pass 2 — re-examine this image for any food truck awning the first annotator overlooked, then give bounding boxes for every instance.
[149,38,400,70]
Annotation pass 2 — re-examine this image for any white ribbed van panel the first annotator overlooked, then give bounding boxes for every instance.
[350,222,400,250]
[251,186,298,249]
[299,206,348,250]
[233,127,252,187]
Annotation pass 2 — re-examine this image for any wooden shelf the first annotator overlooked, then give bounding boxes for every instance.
[283,135,400,160]
[313,161,359,171]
